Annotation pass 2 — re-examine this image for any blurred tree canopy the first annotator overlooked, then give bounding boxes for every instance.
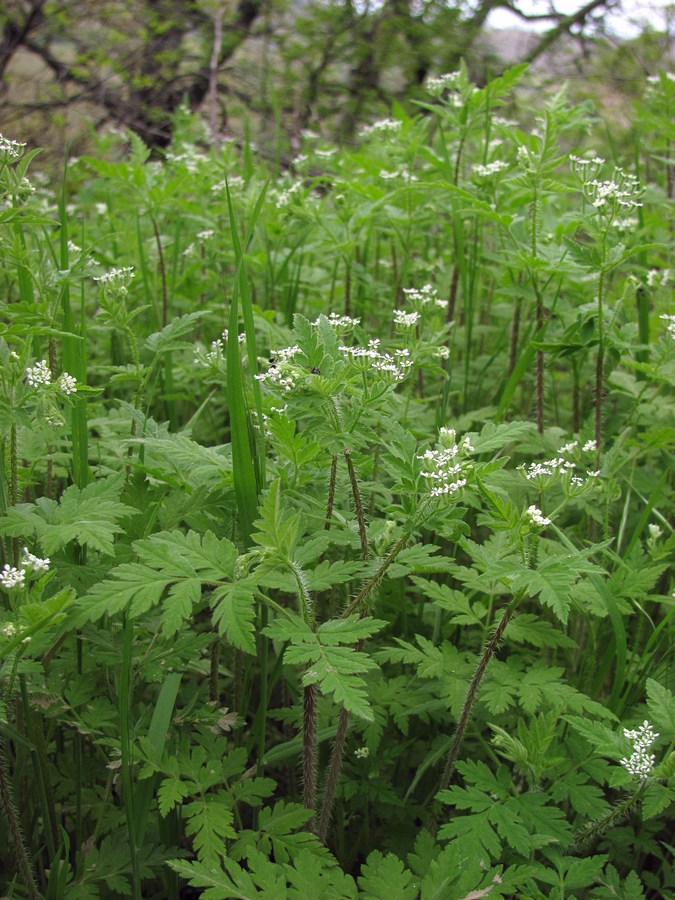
[0,0,670,155]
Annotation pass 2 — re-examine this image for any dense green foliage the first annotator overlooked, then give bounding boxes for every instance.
[0,65,673,898]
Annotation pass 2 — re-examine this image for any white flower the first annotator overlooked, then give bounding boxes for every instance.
[21,548,50,573]
[473,160,508,178]
[354,746,370,759]
[659,314,675,340]
[558,440,578,455]
[0,134,27,163]
[0,565,25,589]
[0,622,17,637]
[402,284,447,310]
[582,439,597,452]
[26,360,52,387]
[313,312,360,330]
[393,309,420,327]
[426,72,461,97]
[435,346,451,359]
[94,266,135,294]
[526,505,551,527]
[359,118,402,139]
[620,720,659,779]
[648,524,663,540]
[58,373,77,395]
[418,429,472,499]
[581,166,643,217]
[339,338,412,382]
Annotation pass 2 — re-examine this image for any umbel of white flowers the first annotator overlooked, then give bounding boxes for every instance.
[620,721,659,779]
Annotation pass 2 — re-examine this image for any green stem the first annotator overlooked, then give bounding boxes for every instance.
[0,740,40,900]
[438,590,525,795]
[119,616,141,900]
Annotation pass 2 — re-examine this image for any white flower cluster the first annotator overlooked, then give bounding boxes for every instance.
[94,266,135,293]
[0,134,27,163]
[58,373,77,395]
[194,330,247,368]
[620,721,659,779]
[519,445,600,492]
[25,361,77,395]
[314,147,337,160]
[164,148,209,174]
[339,339,412,382]
[393,309,420,328]
[569,154,605,182]
[0,565,24,589]
[526,505,551,527]
[359,118,402,139]
[254,345,302,392]
[425,72,461,97]
[379,165,417,182]
[647,269,670,288]
[402,284,448,310]
[660,314,675,340]
[354,746,370,759]
[0,548,50,590]
[418,428,472,499]
[25,359,52,387]
[312,312,360,330]
[573,160,643,218]
[275,181,304,208]
[473,160,508,178]
[647,72,675,85]
[210,175,245,193]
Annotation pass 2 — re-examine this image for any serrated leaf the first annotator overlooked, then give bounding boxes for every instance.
[646,678,675,735]
[358,850,417,899]
[504,614,576,649]
[641,782,674,820]
[252,479,301,556]
[158,778,190,816]
[145,312,202,354]
[0,475,131,556]
[264,613,381,719]
[168,857,258,900]
[512,554,590,624]
[78,529,239,631]
[305,559,364,591]
[184,796,236,862]
[211,580,257,654]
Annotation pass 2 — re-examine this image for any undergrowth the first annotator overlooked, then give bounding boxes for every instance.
[0,65,673,899]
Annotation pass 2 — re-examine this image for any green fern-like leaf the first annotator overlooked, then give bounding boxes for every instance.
[78,529,240,638]
[264,613,385,720]
[357,850,417,899]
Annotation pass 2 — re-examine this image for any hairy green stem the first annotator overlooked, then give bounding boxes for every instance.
[343,531,409,618]
[0,740,40,900]
[119,616,141,900]
[318,705,350,842]
[324,455,337,531]
[344,449,368,561]
[303,682,318,832]
[571,787,644,849]
[438,591,524,794]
